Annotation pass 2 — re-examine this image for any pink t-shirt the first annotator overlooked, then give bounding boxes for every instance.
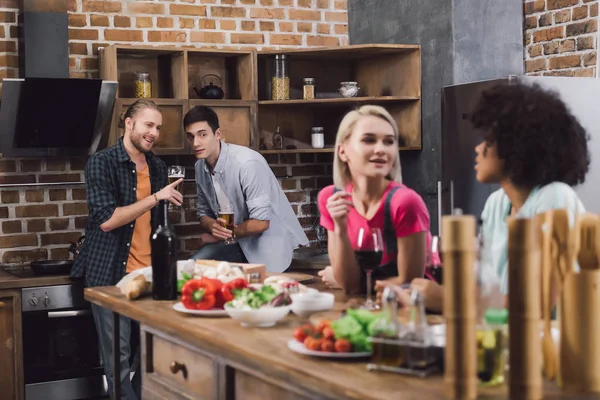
[317,182,431,266]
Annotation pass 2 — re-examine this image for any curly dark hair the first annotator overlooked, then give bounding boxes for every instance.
[470,82,590,188]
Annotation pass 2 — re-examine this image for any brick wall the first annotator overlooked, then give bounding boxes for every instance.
[524,0,598,76]
[0,0,346,267]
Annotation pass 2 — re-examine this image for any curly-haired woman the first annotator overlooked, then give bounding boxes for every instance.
[378,82,590,312]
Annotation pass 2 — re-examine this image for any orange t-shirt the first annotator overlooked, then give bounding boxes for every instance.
[126,167,152,273]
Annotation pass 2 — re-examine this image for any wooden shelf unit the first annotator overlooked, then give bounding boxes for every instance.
[100,44,422,154]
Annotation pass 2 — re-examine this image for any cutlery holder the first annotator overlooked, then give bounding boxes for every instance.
[559,269,600,393]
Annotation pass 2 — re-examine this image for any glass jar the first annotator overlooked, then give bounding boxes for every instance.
[271,54,289,100]
[303,77,315,100]
[311,126,324,148]
[476,308,508,386]
[134,72,152,99]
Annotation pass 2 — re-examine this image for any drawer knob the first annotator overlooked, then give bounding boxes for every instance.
[170,361,188,379]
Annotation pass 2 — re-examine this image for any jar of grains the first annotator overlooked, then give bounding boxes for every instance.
[271,54,289,100]
[134,72,152,99]
[303,77,315,100]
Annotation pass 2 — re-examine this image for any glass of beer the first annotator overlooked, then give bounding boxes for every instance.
[167,165,185,210]
[219,204,236,245]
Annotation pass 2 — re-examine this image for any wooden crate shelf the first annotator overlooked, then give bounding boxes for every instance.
[100,44,421,154]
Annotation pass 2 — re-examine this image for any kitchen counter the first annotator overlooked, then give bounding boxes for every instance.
[84,284,590,400]
[289,247,328,271]
[0,268,74,290]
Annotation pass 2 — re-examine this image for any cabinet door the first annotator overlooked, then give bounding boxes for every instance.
[109,99,190,155]
[0,289,23,400]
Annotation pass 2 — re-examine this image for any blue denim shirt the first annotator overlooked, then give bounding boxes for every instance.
[195,142,308,272]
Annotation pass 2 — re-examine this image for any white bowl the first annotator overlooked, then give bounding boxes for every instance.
[290,291,335,318]
[224,304,291,328]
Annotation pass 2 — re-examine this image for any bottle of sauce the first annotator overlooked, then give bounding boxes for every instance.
[151,200,177,300]
[370,286,402,367]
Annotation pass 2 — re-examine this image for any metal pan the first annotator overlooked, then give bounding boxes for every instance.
[30,260,74,276]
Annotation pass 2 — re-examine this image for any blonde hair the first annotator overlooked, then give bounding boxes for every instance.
[332,105,403,188]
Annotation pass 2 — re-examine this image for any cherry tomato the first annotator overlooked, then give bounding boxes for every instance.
[334,338,352,353]
[322,327,335,340]
[321,339,335,352]
[293,327,308,343]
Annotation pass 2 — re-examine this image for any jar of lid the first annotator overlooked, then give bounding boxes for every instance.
[311,126,324,149]
[303,77,315,100]
[134,72,152,99]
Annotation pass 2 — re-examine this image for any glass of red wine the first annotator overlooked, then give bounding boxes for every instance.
[355,227,384,311]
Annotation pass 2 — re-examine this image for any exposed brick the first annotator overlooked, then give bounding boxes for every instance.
[539,12,552,27]
[50,218,70,231]
[2,220,21,234]
[0,55,20,68]
[566,20,598,36]
[89,14,108,27]
[524,0,545,14]
[270,34,302,45]
[324,11,347,22]
[50,248,71,260]
[577,35,595,50]
[70,42,88,55]
[198,19,215,29]
[549,54,581,69]
[75,216,89,229]
[0,234,37,249]
[211,6,246,18]
[279,0,293,5]
[316,176,333,187]
[190,32,226,43]
[63,202,89,216]
[250,8,284,19]
[0,175,36,185]
[260,21,275,31]
[69,29,98,41]
[261,0,274,4]
[41,232,82,246]
[289,9,321,20]
[533,26,564,43]
[547,0,578,10]
[554,9,571,23]
[300,203,318,216]
[27,219,46,233]
[1,190,19,203]
[49,189,67,201]
[104,30,143,42]
[264,154,279,164]
[0,160,16,172]
[173,224,205,236]
[299,154,315,163]
[0,207,7,218]
[316,153,333,163]
[529,44,543,57]
[544,39,576,54]
[80,57,98,70]
[68,14,87,27]
[183,238,203,251]
[545,70,575,76]
[241,20,256,31]
[297,22,313,32]
[180,18,196,29]
[298,0,313,7]
[291,165,325,176]
[0,40,16,52]
[92,43,110,55]
[583,52,596,67]
[231,33,264,44]
[148,31,187,43]
[221,0,236,4]
[25,190,44,203]
[334,24,348,35]
[270,166,288,177]
[19,160,40,172]
[334,0,347,10]
[286,191,307,203]
[46,159,66,171]
[136,16,153,28]
[280,179,298,190]
[280,153,298,164]
[83,0,122,13]
[17,205,58,218]
[219,20,237,30]
[299,178,316,189]
[240,0,256,3]
[126,2,164,14]
[307,35,339,46]
[591,3,598,17]
[526,58,547,73]
[169,4,207,16]
[279,22,294,32]
[573,5,588,20]
[66,0,77,11]
[2,248,48,264]
[574,67,595,77]
[114,16,131,28]
[72,188,87,200]
[38,173,81,183]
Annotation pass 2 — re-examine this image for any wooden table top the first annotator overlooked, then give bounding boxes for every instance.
[84,282,597,400]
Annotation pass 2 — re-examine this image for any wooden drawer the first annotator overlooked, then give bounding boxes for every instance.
[142,329,217,400]
[235,369,312,400]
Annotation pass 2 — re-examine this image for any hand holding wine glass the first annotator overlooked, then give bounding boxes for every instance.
[355,227,383,311]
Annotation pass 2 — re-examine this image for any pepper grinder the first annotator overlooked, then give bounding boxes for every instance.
[507,216,542,400]
[441,214,477,400]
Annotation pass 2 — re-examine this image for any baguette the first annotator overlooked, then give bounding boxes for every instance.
[124,274,151,300]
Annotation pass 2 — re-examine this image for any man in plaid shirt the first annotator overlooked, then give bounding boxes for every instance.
[71,99,183,399]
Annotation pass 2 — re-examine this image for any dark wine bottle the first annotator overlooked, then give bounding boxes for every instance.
[151,200,177,300]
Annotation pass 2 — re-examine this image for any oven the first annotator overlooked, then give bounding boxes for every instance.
[21,282,107,400]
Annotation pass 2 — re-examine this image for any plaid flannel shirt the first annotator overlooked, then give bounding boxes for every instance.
[71,138,167,287]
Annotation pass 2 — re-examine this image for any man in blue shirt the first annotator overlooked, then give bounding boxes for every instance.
[184,106,308,272]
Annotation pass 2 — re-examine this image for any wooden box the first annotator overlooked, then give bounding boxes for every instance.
[194,259,266,283]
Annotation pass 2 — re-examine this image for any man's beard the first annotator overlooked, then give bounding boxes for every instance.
[131,123,152,154]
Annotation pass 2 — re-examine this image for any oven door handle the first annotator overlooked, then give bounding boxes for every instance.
[47,310,92,318]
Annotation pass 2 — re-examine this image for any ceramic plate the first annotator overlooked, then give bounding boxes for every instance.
[172,302,228,317]
[287,339,372,358]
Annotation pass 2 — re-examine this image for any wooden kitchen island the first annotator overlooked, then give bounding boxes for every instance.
[85,285,597,400]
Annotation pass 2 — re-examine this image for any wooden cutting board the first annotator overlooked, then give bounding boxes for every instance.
[266,272,315,284]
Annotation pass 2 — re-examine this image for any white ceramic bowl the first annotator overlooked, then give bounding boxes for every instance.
[224,304,291,328]
[290,291,335,318]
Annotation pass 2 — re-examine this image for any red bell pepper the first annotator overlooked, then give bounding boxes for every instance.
[221,278,249,302]
[180,278,217,310]
[207,278,226,308]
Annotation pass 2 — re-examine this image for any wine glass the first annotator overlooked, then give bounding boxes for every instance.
[355,227,384,311]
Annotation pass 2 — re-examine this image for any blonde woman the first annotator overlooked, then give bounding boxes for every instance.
[317,105,430,298]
